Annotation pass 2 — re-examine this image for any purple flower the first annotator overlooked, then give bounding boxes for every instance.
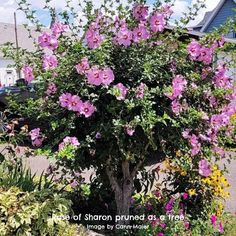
[51,22,68,36]
[59,136,80,150]
[133,4,149,21]
[219,221,224,233]
[126,126,135,136]
[171,100,183,114]
[133,24,150,43]
[81,101,96,118]
[67,95,83,112]
[95,132,102,139]
[182,193,189,200]
[136,82,145,99]
[210,214,217,227]
[198,159,211,177]
[190,134,201,156]
[100,68,115,86]
[29,128,43,147]
[86,67,102,86]
[85,28,103,49]
[150,12,166,33]
[75,57,90,75]
[160,4,173,17]
[43,55,58,70]
[59,93,72,108]
[38,32,58,50]
[187,40,201,59]
[22,65,34,83]
[157,233,165,236]
[46,82,57,96]
[29,128,40,140]
[165,198,174,212]
[114,83,128,100]
[70,179,79,188]
[199,46,213,65]
[116,26,132,47]
[184,222,190,230]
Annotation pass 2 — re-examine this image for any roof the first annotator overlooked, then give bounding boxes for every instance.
[0,22,43,55]
[192,0,236,32]
[193,11,214,28]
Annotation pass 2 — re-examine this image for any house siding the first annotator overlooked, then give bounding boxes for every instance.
[205,0,236,38]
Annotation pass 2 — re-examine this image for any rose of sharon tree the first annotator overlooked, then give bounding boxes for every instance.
[3,0,235,225]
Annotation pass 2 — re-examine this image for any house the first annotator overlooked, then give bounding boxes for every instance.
[192,0,236,38]
[0,22,39,87]
[191,0,236,79]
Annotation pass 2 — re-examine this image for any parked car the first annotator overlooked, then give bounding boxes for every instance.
[0,79,36,110]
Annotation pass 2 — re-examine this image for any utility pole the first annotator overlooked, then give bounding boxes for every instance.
[14,12,21,80]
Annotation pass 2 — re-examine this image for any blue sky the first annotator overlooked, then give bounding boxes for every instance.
[0,0,221,27]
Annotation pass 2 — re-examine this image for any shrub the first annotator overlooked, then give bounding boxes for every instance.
[0,186,77,236]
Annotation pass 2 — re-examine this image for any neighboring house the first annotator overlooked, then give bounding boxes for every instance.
[192,0,236,38]
[0,23,39,87]
[191,0,236,79]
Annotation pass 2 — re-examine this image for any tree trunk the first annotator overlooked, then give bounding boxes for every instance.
[106,158,135,225]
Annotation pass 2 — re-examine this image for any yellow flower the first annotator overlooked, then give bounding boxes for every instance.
[180,170,187,176]
[188,189,196,196]
[176,150,182,157]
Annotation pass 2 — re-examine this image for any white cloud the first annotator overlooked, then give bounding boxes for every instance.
[171,0,189,19]
[0,0,222,27]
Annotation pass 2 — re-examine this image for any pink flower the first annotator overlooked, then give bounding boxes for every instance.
[67,95,83,112]
[85,28,103,49]
[29,128,43,147]
[219,221,224,233]
[182,129,191,139]
[182,193,189,200]
[213,146,225,158]
[38,32,58,50]
[199,46,213,65]
[150,13,166,33]
[70,179,79,188]
[160,4,173,17]
[114,83,128,100]
[184,222,190,230]
[59,93,72,108]
[133,4,149,21]
[22,65,34,83]
[81,101,96,118]
[157,233,164,236]
[59,136,80,150]
[168,75,187,100]
[187,40,201,59]
[165,198,174,212]
[116,26,132,47]
[171,100,183,114]
[46,82,57,96]
[86,67,102,86]
[198,159,211,177]
[75,57,90,75]
[32,138,43,147]
[214,64,232,89]
[43,55,58,70]
[100,68,115,85]
[51,22,68,36]
[136,82,145,99]
[133,24,150,43]
[29,128,40,140]
[126,126,135,136]
[210,214,217,227]
[190,134,201,156]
